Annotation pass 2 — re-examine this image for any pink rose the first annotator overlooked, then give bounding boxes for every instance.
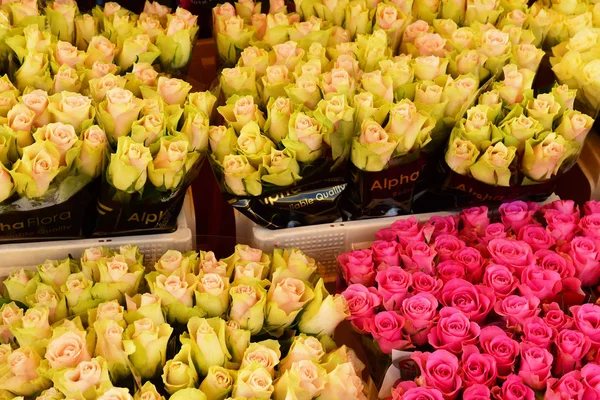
[518,343,553,390]
[376,268,412,311]
[395,387,444,400]
[543,302,573,331]
[580,214,600,239]
[412,272,443,295]
[426,215,458,238]
[488,239,536,275]
[545,212,579,242]
[545,371,584,400]
[439,279,495,323]
[542,200,580,220]
[392,381,418,399]
[463,384,491,400]
[436,260,466,283]
[483,264,518,299]
[581,363,600,400]
[342,284,382,332]
[480,223,508,245]
[571,304,600,347]
[401,293,438,346]
[491,375,534,400]
[569,236,600,286]
[585,200,600,216]
[393,387,444,400]
[536,249,576,278]
[517,224,555,252]
[372,240,401,267]
[480,326,520,378]
[378,216,432,246]
[522,316,554,349]
[499,201,540,233]
[451,247,484,283]
[401,241,437,274]
[461,206,490,235]
[494,295,540,328]
[554,329,592,375]
[412,350,462,400]
[518,265,562,301]
[461,345,497,388]
[366,311,410,354]
[434,234,465,261]
[337,249,376,286]
[428,307,480,354]
[375,228,398,242]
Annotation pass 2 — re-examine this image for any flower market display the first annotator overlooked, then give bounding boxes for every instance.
[0,0,210,242]
[209,0,597,228]
[0,244,372,400]
[337,198,600,399]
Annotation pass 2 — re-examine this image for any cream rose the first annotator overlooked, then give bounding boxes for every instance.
[132,63,159,86]
[56,41,85,68]
[7,104,36,142]
[201,251,228,276]
[414,32,447,57]
[85,36,116,66]
[22,89,50,127]
[46,330,91,369]
[36,122,78,165]
[90,61,118,80]
[157,77,192,106]
[155,274,195,307]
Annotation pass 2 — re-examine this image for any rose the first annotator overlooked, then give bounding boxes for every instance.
[125,293,164,326]
[218,95,265,135]
[107,137,152,193]
[415,33,447,57]
[479,326,520,378]
[400,293,438,346]
[270,248,317,283]
[494,295,540,328]
[7,103,36,147]
[179,317,230,376]
[279,334,325,371]
[89,74,127,103]
[520,316,554,350]
[55,41,85,68]
[272,41,305,71]
[426,216,458,239]
[452,246,484,282]
[199,366,234,400]
[437,260,466,282]
[414,55,449,81]
[25,283,69,324]
[375,267,412,311]
[33,122,79,166]
[149,271,197,310]
[351,119,397,171]
[282,111,324,163]
[512,44,544,72]
[46,328,92,369]
[449,27,476,51]
[439,278,495,323]
[229,281,267,334]
[93,321,132,380]
[0,346,50,396]
[10,141,62,199]
[365,311,409,354]
[225,320,251,366]
[240,340,281,376]
[219,67,258,101]
[483,264,518,298]
[443,75,479,119]
[488,239,536,274]
[8,306,51,351]
[221,154,261,196]
[318,363,366,400]
[546,371,585,400]
[517,225,554,252]
[401,241,437,274]
[518,343,553,390]
[451,50,488,81]
[581,364,600,400]
[428,307,480,354]
[85,36,116,66]
[385,99,434,155]
[585,201,600,216]
[497,64,535,105]
[461,206,490,235]
[571,304,600,348]
[553,329,591,375]
[371,241,401,266]
[47,92,93,133]
[394,387,444,400]
[480,223,508,244]
[498,201,540,232]
[75,14,98,50]
[463,385,491,400]
[156,77,192,106]
[545,211,580,242]
[556,110,594,143]
[98,88,144,141]
[580,214,600,239]
[274,360,327,400]
[569,237,600,286]
[298,279,349,337]
[434,234,465,261]
[117,34,159,71]
[131,63,159,87]
[412,350,462,399]
[519,265,562,301]
[543,302,573,331]
[461,345,498,388]
[232,366,274,399]
[161,344,198,394]
[15,51,52,93]
[265,277,314,331]
[52,357,111,399]
[377,216,429,245]
[21,89,50,128]
[491,375,534,400]
[148,137,198,191]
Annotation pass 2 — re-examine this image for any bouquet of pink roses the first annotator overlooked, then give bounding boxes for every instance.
[337,199,600,397]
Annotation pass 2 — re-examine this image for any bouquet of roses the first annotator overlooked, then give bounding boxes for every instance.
[440,63,589,207]
[336,198,600,397]
[0,243,370,400]
[0,0,198,78]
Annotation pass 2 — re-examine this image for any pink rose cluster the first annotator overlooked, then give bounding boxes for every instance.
[339,199,600,399]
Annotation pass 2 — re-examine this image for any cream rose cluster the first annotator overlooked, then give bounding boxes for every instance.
[0,243,363,400]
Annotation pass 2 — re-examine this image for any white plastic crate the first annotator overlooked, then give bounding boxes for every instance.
[0,189,196,275]
[235,194,560,280]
